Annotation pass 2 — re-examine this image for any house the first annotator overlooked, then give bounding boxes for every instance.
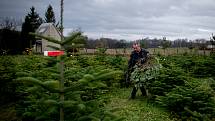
[34,23,61,53]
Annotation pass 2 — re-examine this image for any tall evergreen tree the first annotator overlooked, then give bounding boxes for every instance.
[20,6,43,50]
[45,5,56,24]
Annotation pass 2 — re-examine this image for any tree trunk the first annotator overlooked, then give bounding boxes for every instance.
[60,0,64,121]
[60,60,64,121]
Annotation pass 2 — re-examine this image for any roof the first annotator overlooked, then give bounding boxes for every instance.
[36,23,61,36]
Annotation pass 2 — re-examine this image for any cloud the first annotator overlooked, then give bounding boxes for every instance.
[0,0,215,40]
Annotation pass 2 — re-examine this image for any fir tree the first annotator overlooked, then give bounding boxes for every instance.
[16,36,123,120]
[20,6,43,50]
[23,1,122,120]
[45,5,56,24]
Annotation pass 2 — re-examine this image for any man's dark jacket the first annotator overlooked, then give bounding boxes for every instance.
[125,48,149,85]
[128,48,149,69]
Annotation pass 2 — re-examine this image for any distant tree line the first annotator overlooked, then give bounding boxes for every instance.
[86,38,132,49]
[0,18,22,54]
[85,37,212,49]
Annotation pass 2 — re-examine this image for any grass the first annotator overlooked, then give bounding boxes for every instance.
[102,88,174,121]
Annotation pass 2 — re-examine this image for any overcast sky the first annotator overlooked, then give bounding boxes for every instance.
[0,0,215,40]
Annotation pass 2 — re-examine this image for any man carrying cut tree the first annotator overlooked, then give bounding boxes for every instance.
[126,42,149,99]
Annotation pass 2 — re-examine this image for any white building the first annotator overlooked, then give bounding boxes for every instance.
[34,23,61,53]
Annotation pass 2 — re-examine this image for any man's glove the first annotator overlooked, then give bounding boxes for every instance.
[141,58,146,64]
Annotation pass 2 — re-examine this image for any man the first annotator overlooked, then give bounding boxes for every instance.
[126,43,149,99]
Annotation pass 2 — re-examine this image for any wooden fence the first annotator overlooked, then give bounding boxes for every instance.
[78,48,212,56]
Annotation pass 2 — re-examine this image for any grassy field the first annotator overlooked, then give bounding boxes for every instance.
[102,88,174,121]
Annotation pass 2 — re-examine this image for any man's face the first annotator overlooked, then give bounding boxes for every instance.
[133,44,141,52]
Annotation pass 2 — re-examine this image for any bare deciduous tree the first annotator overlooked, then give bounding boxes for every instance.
[0,17,21,30]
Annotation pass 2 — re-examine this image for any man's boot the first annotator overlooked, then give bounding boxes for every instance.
[129,87,137,99]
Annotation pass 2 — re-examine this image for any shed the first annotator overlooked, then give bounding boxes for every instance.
[34,23,61,53]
